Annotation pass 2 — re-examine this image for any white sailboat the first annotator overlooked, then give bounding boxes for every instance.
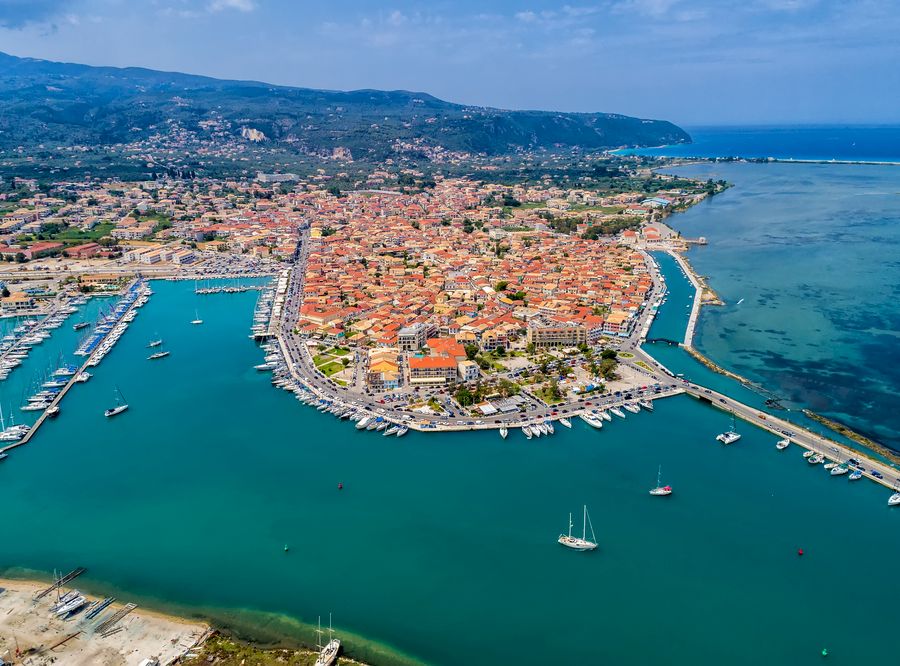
[314,613,341,666]
[190,309,203,325]
[499,426,508,439]
[104,386,129,417]
[716,414,741,445]
[649,465,672,496]
[558,505,598,551]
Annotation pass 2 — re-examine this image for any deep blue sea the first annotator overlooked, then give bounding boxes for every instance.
[617,125,900,162]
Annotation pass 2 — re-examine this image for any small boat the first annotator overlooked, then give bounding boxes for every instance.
[823,461,837,470]
[776,437,790,450]
[889,493,900,507]
[649,465,672,496]
[105,386,129,418]
[808,453,825,465]
[830,465,849,476]
[610,407,626,419]
[147,350,170,360]
[384,425,399,436]
[0,452,7,462]
[624,403,640,414]
[716,414,741,445]
[802,450,815,459]
[558,418,572,428]
[638,399,654,411]
[355,416,371,430]
[314,614,341,666]
[395,425,409,437]
[598,410,612,422]
[75,372,92,383]
[72,322,90,331]
[147,339,163,348]
[558,505,598,551]
[47,405,60,417]
[190,309,203,325]
[848,470,863,481]
[499,426,508,439]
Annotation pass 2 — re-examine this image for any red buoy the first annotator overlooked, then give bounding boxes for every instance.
[338,482,343,490]
[798,548,804,556]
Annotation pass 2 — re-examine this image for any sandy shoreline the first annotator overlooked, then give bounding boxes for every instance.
[0,578,210,665]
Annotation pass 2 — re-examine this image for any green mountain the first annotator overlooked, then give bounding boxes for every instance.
[0,51,689,160]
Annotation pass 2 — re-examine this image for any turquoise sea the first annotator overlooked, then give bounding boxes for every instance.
[656,162,900,449]
[3,274,900,665]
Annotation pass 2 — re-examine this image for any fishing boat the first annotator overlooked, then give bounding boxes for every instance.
[610,407,626,419]
[776,437,790,450]
[624,403,640,414]
[147,350,170,360]
[889,493,900,507]
[314,614,341,666]
[649,465,672,496]
[716,414,741,445]
[558,417,572,428]
[104,386,129,418]
[499,426,508,439]
[558,505,598,551]
[190,309,203,325]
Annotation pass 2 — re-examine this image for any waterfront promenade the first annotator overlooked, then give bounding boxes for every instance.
[267,236,900,497]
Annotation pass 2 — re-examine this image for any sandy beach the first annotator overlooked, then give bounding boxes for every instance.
[0,578,209,665]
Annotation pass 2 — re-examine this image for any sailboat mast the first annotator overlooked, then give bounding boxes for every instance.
[582,505,587,540]
[568,512,573,538]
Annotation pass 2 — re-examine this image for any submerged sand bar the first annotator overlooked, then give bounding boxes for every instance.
[0,579,209,665]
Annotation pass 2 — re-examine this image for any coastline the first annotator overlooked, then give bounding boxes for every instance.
[660,247,900,466]
[0,571,417,666]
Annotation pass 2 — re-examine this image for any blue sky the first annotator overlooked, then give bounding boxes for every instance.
[0,0,897,125]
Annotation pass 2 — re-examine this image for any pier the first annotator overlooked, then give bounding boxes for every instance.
[667,251,703,347]
[195,284,265,295]
[0,280,150,454]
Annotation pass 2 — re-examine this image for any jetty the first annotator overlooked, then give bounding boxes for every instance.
[195,284,264,295]
[0,280,150,455]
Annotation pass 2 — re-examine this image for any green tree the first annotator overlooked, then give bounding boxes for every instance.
[464,344,479,360]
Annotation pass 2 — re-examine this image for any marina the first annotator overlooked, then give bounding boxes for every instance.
[2,279,900,666]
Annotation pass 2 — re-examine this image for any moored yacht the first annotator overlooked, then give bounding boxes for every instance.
[580,413,604,429]
[522,425,533,440]
[499,426,508,439]
[716,414,741,445]
[558,417,572,428]
[558,505,598,551]
[638,399,654,411]
[395,425,409,437]
[624,403,640,414]
[889,493,900,507]
[610,407,626,419]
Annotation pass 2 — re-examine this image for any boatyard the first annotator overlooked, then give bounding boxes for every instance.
[0,576,209,665]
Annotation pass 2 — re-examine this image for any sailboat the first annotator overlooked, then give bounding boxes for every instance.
[558,505,598,551]
[190,309,203,325]
[649,465,672,496]
[716,414,741,444]
[104,386,129,417]
[314,613,341,666]
[147,336,163,348]
[499,426,508,439]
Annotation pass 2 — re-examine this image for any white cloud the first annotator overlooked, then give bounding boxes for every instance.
[208,0,256,12]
